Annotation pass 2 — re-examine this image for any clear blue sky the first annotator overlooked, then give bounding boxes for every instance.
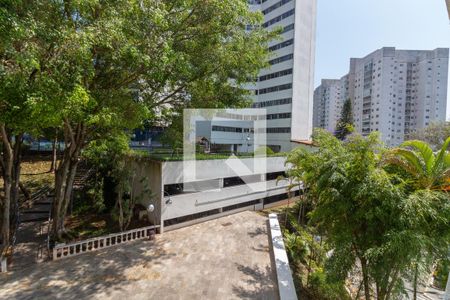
[314,0,450,120]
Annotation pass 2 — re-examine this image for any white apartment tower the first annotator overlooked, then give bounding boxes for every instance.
[249,0,317,152]
[312,78,347,133]
[314,47,449,146]
[204,0,317,153]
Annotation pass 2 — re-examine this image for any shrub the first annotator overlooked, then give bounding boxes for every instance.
[309,268,351,300]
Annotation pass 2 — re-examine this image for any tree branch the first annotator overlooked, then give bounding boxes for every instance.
[0,123,13,155]
[64,118,76,146]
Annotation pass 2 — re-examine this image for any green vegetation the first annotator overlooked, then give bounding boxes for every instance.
[383,137,450,299]
[408,121,450,150]
[1,0,275,247]
[283,129,450,300]
[334,98,354,140]
[132,148,287,161]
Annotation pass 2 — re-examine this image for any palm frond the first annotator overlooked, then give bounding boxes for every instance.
[401,140,435,174]
[434,137,450,168]
[385,148,424,177]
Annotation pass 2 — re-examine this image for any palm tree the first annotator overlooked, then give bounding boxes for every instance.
[384,137,450,191]
[384,137,450,300]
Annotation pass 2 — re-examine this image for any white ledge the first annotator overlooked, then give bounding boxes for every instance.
[269,213,298,300]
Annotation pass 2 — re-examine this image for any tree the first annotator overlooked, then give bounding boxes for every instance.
[286,129,450,300]
[5,0,274,240]
[0,1,48,254]
[408,122,450,150]
[383,138,450,299]
[334,98,353,140]
[384,137,450,191]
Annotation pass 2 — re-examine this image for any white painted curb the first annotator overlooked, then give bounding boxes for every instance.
[269,213,298,300]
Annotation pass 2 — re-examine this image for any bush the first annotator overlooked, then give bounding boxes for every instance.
[284,230,310,264]
[309,269,351,300]
[434,259,449,289]
[255,146,275,155]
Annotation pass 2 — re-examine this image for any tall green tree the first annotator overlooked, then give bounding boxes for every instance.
[0,1,49,254]
[383,138,450,299]
[334,98,353,140]
[3,0,275,240]
[286,129,449,300]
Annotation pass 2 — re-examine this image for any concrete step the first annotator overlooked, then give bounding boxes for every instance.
[34,197,53,205]
[20,213,49,223]
[21,204,51,213]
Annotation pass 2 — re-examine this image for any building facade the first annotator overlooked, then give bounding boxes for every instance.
[312,79,344,133]
[314,47,449,146]
[205,0,317,153]
[129,155,312,232]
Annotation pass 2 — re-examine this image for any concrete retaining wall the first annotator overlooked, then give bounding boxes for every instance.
[269,213,298,300]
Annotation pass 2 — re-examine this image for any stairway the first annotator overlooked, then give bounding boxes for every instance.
[19,188,53,223]
[10,163,95,269]
[73,162,94,190]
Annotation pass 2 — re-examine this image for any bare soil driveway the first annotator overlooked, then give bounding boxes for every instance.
[0,211,278,300]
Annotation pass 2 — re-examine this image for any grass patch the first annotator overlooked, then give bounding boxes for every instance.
[0,155,54,204]
[133,149,288,161]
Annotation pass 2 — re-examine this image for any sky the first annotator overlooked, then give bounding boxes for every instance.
[314,0,450,120]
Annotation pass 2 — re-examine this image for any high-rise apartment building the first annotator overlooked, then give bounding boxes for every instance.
[314,47,449,146]
[202,0,317,153]
[312,79,343,132]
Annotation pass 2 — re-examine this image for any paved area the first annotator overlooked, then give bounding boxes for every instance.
[0,211,278,300]
[11,221,49,269]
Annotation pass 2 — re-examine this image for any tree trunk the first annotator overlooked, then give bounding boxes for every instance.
[0,126,22,256]
[360,256,371,300]
[52,152,79,240]
[51,121,84,240]
[413,263,418,300]
[50,134,58,173]
[1,169,12,256]
[10,134,23,237]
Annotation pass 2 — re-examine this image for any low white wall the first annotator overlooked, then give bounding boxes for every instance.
[269,213,298,300]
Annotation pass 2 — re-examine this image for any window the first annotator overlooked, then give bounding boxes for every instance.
[266,127,291,133]
[266,112,291,120]
[263,9,295,28]
[268,39,294,52]
[262,0,293,15]
[268,54,293,65]
[252,98,292,108]
[212,126,244,133]
[259,68,292,81]
[281,23,295,34]
[256,83,292,95]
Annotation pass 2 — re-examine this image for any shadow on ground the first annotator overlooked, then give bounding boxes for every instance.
[1,239,175,300]
[232,263,278,300]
